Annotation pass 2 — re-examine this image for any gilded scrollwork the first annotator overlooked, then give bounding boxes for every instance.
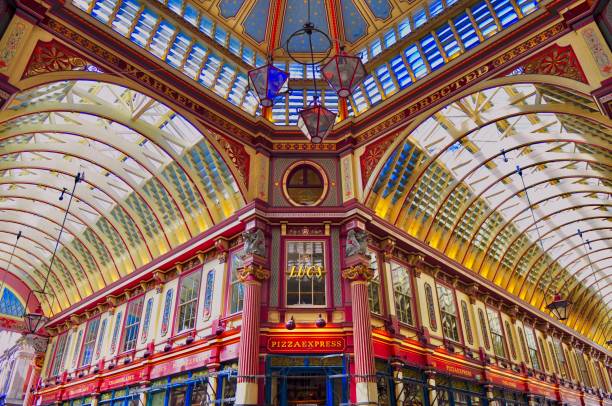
[237,264,270,282]
[341,264,374,281]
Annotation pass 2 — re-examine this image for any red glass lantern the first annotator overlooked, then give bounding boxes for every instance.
[297,99,337,144]
[546,293,569,321]
[247,62,289,107]
[320,51,367,98]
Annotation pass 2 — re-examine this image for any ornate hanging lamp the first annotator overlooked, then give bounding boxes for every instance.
[247,59,289,107]
[546,293,569,321]
[297,98,337,144]
[320,48,367,98]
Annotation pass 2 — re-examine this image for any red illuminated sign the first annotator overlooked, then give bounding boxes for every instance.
[267,336,346,353]
[150,350,212,379]
[488,371,524,391]
[64,381,97,399]
[99,368,145,391]
[430,358,479,379]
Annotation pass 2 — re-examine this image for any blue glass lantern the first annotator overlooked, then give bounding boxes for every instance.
[248,63,289,107]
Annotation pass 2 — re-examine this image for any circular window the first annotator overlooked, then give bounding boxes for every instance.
[282,162,328,206]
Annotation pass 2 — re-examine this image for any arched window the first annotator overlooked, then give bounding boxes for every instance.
[424,283,437,331]
[110,311,122,353]
[95,318,108,360]
[461,301,473,345]
[0,288,25,317]
[517,326,529,363]
[202,270,215,320]
[478,309,490,350]
[504,320,517,359]
[161,289,174,337]
[141,298,154,343]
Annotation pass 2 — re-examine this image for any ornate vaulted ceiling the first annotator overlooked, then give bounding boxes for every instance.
[366,82,612,342]
[0,80,245,315]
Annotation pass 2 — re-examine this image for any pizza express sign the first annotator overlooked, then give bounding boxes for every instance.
[268,336,346,353]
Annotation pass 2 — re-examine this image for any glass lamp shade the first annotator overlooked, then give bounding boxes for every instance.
[320,52,367,98]
[24,312,48,335]
[297,101,337,144]
[546,293,569,321]
[247,63,289,107]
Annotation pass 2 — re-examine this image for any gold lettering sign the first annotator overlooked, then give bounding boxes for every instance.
[288,264,324,278]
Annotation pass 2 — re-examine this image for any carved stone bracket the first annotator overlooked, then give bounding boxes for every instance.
[237,264,270,283]
[214,237,229,264]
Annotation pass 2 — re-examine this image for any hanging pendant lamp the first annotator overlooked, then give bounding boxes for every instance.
[247,60,289,107]
[321,49,367,98]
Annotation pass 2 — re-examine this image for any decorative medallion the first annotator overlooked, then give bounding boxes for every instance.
[360,131,397,187]
[273,143,336,151]
[22,40,98,79]
[504,44,587,83]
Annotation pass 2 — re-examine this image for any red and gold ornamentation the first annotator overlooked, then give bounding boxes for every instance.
[236,264,270,283]
[213,132,250,185]
[360,131,397,187]
[22,40,96,79]
[341,264,374,281]
[504,44,587,83]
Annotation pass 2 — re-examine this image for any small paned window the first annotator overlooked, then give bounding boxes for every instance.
[161,289,174,336]
[424,283,437,331]
[461,301,473,345]
[367,251,382,314]
[229,251,244,314]
[436,284,459,341]
[80,318,100,367]
[176,270,202,333]
[122,296,145,352]
[486,308,506,358]
[284,164,326,206]
[504,320,517,359]
[478,309,490,350]
[391,262,413,325]
[524,327,541,370]
[51,334,69,376]
[286,241,326,306]
[141,298,154,344]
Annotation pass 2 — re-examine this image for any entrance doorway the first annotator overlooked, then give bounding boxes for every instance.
[265,355,348,406]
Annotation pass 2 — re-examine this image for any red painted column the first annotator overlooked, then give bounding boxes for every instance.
[23,353,44,406]
[235,261,269,405]
[343,256,378,404]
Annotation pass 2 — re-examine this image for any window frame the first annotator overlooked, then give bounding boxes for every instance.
[523,326,542,371]
[173,267,203,335]
[226,247,245,315]
[50,332,69,377]
[389,260,416,326]
[283,238,329,308]
[78,316,101,367]
[118,294,145,354]
[485,307,508,360]
[435,282,462,343]
[367,248,384,315]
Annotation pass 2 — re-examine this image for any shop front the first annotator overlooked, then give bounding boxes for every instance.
[264,354,348,406]
[434,373,488,406]
[489,387,529,406]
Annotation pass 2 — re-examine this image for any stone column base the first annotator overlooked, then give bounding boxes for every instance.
[355,381,379,405]
[235,381,259,405]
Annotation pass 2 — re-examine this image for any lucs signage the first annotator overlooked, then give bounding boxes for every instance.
[288,264,324,278]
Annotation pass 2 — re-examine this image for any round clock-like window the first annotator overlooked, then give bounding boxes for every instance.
[282,161,328,206]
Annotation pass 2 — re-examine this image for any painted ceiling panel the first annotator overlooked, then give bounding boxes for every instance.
[341,0,368,43]
[281,0,331,53]
[219,0,246,18]
[243,0,271,43]
[364,0,392,20]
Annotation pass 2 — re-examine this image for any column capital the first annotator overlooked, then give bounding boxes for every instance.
[342,254,373,282]
[237,263,270,283]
